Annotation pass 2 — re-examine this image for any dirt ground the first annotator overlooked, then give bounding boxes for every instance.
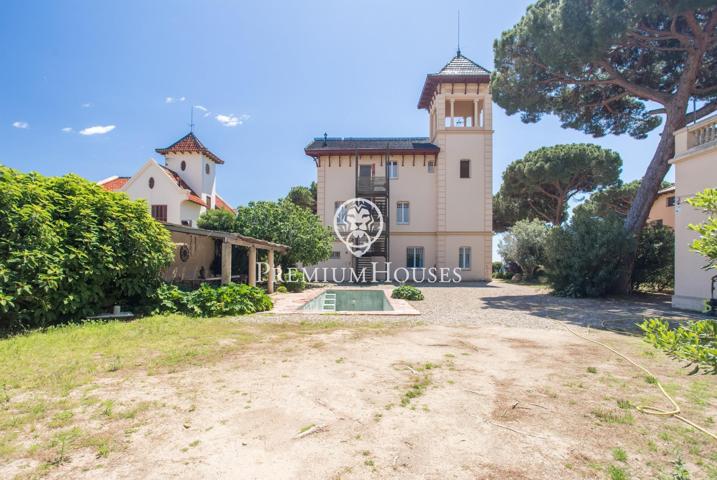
[7,283,717,479]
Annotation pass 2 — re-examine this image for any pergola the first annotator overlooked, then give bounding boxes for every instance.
[164,224,289,293]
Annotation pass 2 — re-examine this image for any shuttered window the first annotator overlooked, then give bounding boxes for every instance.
[151,205,167,222]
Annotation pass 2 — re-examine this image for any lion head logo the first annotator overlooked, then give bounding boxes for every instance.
[333,198,384,258]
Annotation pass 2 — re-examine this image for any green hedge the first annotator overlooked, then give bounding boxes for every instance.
[392,285,424,301]
[0,166,174,331]
[154,283,272,317]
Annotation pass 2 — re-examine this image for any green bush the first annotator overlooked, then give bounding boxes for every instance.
[276,285,288,293]
[498,219,550,280]
[154,283,272,317]
[0,166,174,331]
[544,210,634,297]
[392,285,424,301]
[640,318,717,373]
[687,188,717,270]
[197,209,236,232]
[283,269,306,292]
[632,224,674,292]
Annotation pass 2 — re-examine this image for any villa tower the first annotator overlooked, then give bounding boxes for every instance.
[305,50,493,281]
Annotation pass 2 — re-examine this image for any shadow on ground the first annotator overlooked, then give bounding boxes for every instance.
[481,291,710,334]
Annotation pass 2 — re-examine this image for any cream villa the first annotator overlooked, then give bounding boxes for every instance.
[670,114,717,311]
[305,51,493,281]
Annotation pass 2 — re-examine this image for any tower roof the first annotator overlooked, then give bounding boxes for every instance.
[417,52,491,110]
[155,132,225,164]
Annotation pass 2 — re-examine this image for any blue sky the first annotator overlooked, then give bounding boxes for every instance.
[1,0,669,210]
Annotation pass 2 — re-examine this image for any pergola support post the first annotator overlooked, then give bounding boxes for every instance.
[267,250,275,293]
[248,246,257,287]
[221,241,232,285]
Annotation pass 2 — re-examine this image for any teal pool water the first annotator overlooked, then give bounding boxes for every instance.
[302,290,393,312]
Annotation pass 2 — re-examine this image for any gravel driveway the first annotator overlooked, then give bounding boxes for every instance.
[271,280,704,332]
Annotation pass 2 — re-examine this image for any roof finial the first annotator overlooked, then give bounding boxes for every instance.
[189,105,195,133]
[457,9,461,56]
[323,132,328,147]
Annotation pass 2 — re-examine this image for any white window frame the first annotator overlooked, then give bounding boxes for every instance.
[396,201,410,225]
[388,161,399,179]
[459,246,471,270]
[407,246,424,268]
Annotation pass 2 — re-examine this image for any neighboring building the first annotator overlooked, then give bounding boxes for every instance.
[99,132,288,290]
[647,185,676,228]
[670,114,717,311]
[99,132,234,227]
[305,50,493,281]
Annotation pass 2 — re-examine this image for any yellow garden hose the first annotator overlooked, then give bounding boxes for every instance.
[559,322,717,442]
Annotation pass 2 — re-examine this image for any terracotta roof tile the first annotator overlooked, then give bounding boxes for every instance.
[159,166,208,207]
[155,132,225,164]
[98,176,130,191]
[215,194,234,213]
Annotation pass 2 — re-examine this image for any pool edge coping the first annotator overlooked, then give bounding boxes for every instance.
[268,286,420,316]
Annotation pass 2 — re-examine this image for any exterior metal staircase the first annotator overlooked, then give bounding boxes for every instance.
[353,161,390,281]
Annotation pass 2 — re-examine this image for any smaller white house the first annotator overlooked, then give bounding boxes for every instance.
[99,132,234,226]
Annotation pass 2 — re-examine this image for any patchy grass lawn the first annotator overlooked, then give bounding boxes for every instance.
[1,283,715,479]
[0,315,395,478]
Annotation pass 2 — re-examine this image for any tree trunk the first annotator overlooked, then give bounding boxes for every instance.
[614,106,688,293]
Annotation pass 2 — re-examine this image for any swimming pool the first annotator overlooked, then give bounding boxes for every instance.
[302,289,394,312]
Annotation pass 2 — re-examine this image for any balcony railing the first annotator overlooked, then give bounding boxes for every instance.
[356,176,388,196]
[675,115,717,154]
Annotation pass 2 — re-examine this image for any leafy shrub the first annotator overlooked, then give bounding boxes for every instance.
[154,283,272,317]
[640,318,717,373]
[544,210,634,297]
[632,223,674,292]
[276,285,288,293]
[392,285,424,301]
[283,269,306,292]
[0,167,174,331]
[197,209,236,232]
[687,188,717,269]
[498,219,549,280]
[154,283,190,314]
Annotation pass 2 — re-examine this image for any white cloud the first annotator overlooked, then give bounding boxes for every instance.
[61,127,73,133]
[165,96,186,104]
[79,125,116,136]
[12,121,29,129]
[81,102,92,108]
[215,113,249,127]
[195,105,211,117]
